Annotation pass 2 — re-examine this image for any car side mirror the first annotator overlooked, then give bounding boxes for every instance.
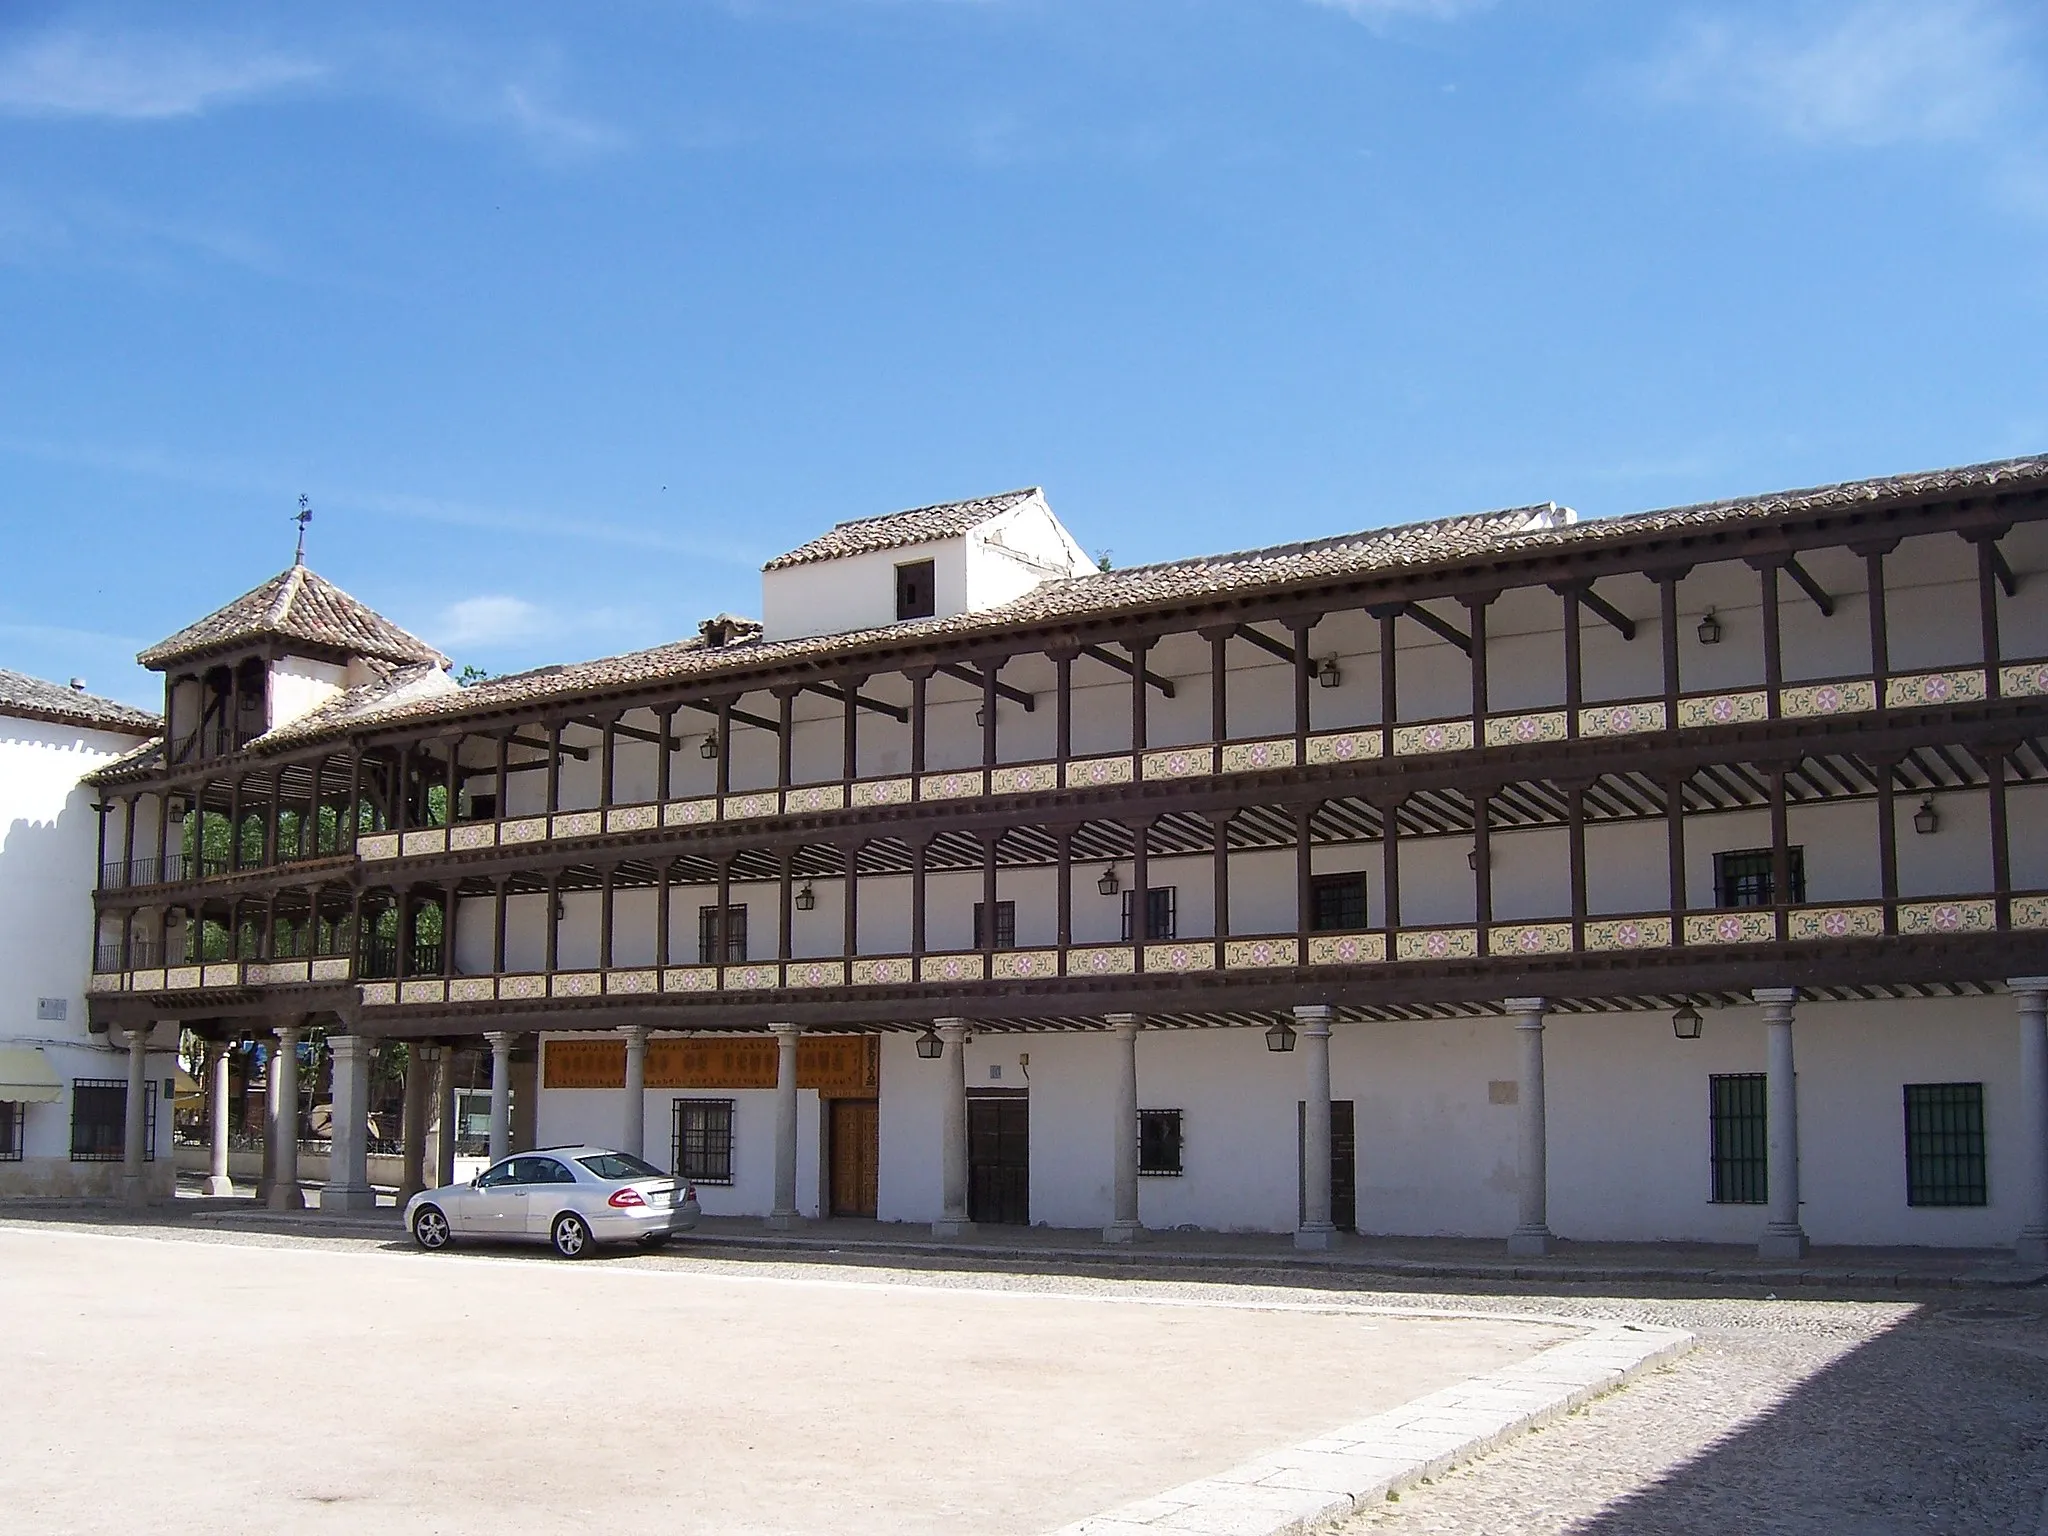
[471,1173,484,1188]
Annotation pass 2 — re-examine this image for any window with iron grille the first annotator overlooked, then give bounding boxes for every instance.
[1121,886,1177,942]
[1904,1082,1987,1206]
[672,1098,734,1185]
[1139,1109,1183,1176]
[1310,873,1369,932]
[895,559,936,621]
[71,1079,154,1163]
[1714,847,1805,908]
[0,1100,21,1160]
[972,901,1016,949]
[1708,1073,1767,1204]
[697,905,748,964]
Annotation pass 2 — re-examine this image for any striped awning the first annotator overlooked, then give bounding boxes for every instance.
[0,1048,62,1103]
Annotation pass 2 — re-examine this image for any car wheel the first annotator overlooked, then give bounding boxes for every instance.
[412,1205,452,1251]
[550,1212,592,1258]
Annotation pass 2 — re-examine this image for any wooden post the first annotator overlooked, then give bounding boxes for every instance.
[909,838,927,961]
[545,721,562,816]
[1291,617,1313,755]
[1988,744,2013,927]
[1054,825,1074,957]
[1876,754,1899,934]
[1212,811,1231,944]
[980,832,998,956]
[1473,785,1492,929]
[495,733,509,822]
[843,840,861,958]
[1294,803,1314,949]
[908,670,930,790]
[493,877,508,974]
[544,872,560,973]
[715,700,733,800]
[1207,628,1230,745]
[1666,771,1688,938]
[982,661,999,769]
[1464,596,1490,730]
[656,706,675,805]
[776,689,795,791]
[1759,561,1784,716]
[655,859,671,970]
[1131,818,1152,962]
[1659,572,1682,709]
[1977,534,2005,698]
[601,862,617,970]
[1380,792,1403,935]
[1566,782,1587,947]
[1561,586,1583,734]
[1378,609,1399,751]
[777,847,794,962]
[1129,640,1150,761]
[1054,651,1074,763]
[442,881,458,979]
[843,676,862,784]
[1863,546,1892,684]
[1770,764,1791,935]
[601,715,618,808]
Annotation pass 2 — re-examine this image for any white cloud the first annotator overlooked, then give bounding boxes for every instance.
[0,30,321,120]
[1638,1,2032,148]
[1310,0,1495,23]
[434,595,552,649]
[497,83,625,161]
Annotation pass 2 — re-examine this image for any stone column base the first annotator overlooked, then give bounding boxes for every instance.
[267,1185,307,1213]
[1101,1220,1143,1244]
[764,1212,804,1232]
[319,1185,377,1212]
[119,1175,151,1208]
[203,1175,234,1197]
[1757,1225,1808,1260]
[1507,1227,1554,1258]
[931,1217,977,1239]
[1294,1223,1338,1251]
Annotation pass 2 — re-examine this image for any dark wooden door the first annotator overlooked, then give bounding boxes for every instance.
[1298,1099,1357,1231]
[829,1098,879,1218]
[968,1094,1029,1225]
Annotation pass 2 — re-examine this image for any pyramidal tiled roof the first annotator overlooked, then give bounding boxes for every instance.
[0,669,160,735]
[763,488,1042,570]
[136,564,449,671]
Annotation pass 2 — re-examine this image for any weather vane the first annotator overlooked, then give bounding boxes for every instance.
[293,494,312,565]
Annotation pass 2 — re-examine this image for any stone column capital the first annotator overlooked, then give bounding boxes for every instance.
[1105,1013,1143,1035]
[484,1030,518,1053]
[769,1021,802,1040]
[2006,977,2048,1000]
[1291,1003,1333,1032]
[935,1018,971,1045]
[1505,998,1548,1027]
[1753,987,1799,1022]
[620,1024,650,1048]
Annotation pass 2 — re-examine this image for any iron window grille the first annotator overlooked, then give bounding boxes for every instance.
[673,1098,735,1185]
[71,1079,154,1163]
[1310,873,1369,932]
[0,1100,22,1161]
[1120,886,1178,942]
[697,905,749,965]
[1139,1109,1183,1176]
[1904,1082,1987,1207]
[1708,1073,1767,1204]
[895,559,936,621]
[1714,847,1805,909]
[972,901,1017,949]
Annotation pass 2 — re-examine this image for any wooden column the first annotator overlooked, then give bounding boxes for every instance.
[1659,572,1683,709]
[495,733,509,821]
[1379,792,1403,935]
[843,676,862,784]
[1472,785,1493,928]
[1977,533,2006,698]
[545,721,562,816]
[1205,628,1230,745]
[1463,595,1491,729]
[1987,743,2013,926]
[777,847,794,962]
[120,795,135,887]
[265,767,282,865]
[980,833,998,956]
[843,840,861,958]
[909,837,928,960]
[492,877,508,974]
[714,856,733,966]
[1054,651,1074,762]
[1129,640,1150,759]
[444,735,459,826]
[442,881,458,979]
[1560,586,1583,733]
[1769,763,1791,935]
[982,661,999,769]
[1291,617,1314,755]
[227,775,243,870]
[776,689,795,791]
[544,872,560,973]
[1666,771,1688,937]
[1875,754,1900,934]
[655,706,676,804]
[1211,812,1231,943]
[655,859,672,970]
[601,715,619,809]
[1566,781,1587,946]
[1131,817,1152,961]
[1053,825,1074,955]
[1861,544,1893,685]
[715,700,734,799]
[601,862,617,970]
[395,889,412,981]
[1758,561,1784,716]
[391,745,408,835]
[908,669,930,790]
[1293,803,1315,950]
[1377,609,1399,749]
[346,746,363,848]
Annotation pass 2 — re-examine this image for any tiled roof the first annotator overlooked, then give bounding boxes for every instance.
[92,452,2048,776]
[0,669,160,735]
[762,489,1042,570]
[136,564,450,671]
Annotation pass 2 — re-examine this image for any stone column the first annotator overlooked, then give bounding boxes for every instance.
[205,1038,234,1196]
[1507,998,1553,1257]
[320,1033,376,1210]
[933,1019,975,1238]
[118,1023,152,1207]
[255,1040,277,1206]
[1103,1014,1143,1243]
[269,1021,304,1211]
[486,1031,516,1165]
[1295,1004,1337,1251]
[1755,987,1807,1260]
[432,1043,457,1190]
[768,1023,802,1230]
[399,1046,429,1198]
[621,1026,649,1159]
[2010,978,2048,1265]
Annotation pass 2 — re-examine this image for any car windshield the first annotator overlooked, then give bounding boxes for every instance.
[576,1153,665,1181]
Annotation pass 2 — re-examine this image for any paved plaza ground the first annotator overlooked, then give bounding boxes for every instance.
[1,1210,2043,1534]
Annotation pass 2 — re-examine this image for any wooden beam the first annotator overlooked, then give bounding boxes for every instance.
[1232,623,1298,665]
[1079,645,1176,698]
[1398,603,1472,656]
[506,733,590,762]
[1782,555,1836,617]
[1577,585,1638,642]
[1988,540,2020,598]
[802,682,909,725]
[935,663,1036,712]
[675,698,783,735]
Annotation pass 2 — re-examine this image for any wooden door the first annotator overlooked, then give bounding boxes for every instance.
[829,1098,879,1218]
[1298,1099,1357,1231]
[968,1093,1029,1225]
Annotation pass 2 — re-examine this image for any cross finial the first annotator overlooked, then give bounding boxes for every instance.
[293,495,312,565]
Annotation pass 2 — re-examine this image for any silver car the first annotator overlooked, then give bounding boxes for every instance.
[405,1146,700,1258]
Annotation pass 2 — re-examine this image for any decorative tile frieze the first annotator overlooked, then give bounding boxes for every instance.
[1483,712,1566,749]
[1486,922,1574,958]
[851,777,912,807]
[1140,747,1215,781]
[130,967,166,991]
[550,811,602,839]
[722,792,779,821]
[783,784,845,815]
[1392,721,1475,757]
[88,972,122,993]
[2010,894,2048,929]
[1306,730,1384,765]
[448,822,497,851]
[1224,937,1298,969]
[2000,662,2048,699]
[1064,755,1135,789]
[919,952,986,983]
[448,977,496,1002]
[1143,941,1215,974]
[1066,945,1136,977]
[355,832,400,861]
[605,968,658,995]
[784,960,845,988]
[605,803,659,834]
[202,963,241,988]
[1583,916,1671,951]
[1779,680,1877,719]
[991,949,1060,980]
[1897,898,1997,935]
[247,960,310,987]
[990,763,1058,795]
[919,770,985,801]
[166,965,202,990]
[1676,691,1769,730]
[1683,911,1779,946]
[1306,932,1386,966]
[548,971,601,998]
[1885,670,1986,710]
[661,966,718,993]
[1220,738,1297,774]
[358,981,397,1007]
[723,963,781,990]
[850,957,914,986]
[663,797,717,827]
[1394,927,1479,962]
[400,979,446,1005]
[1577,701,1667,738]
[498,973,547,1000]
[310,957,352,982]
[1785,904,1885,941]
[401,828,447,857]
[500,816,549,845]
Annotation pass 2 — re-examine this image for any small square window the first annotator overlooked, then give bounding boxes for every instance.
[70,1079,153,1163]
[895,559,936,621]
[1121,887,1177,942]
[1139,1109,1182,1176]
[1904,1083,1986,1207]
[697,904,748,965]
[973,900,1016,949]
[1715,848,1805,909]
[1310,873,1368,932]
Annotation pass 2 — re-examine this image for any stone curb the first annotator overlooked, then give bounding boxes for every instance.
[1051,1320,1696,1536]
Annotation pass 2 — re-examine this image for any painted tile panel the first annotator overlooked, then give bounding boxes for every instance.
[850,957,914,986]
[400,979,446,1005]
[1141,747,1215,781]
[1220,738,1297,774]
[1779,680,1877,719]
[1675,691,1769,729]
[1305,932,1386,966]
[784,784,845,815]
[1896,898,1997,934]
[785,960,845,988]
[919,953,987,983]
[723,963,781,990]
[990,763,1058,795]
[355,833,400,861]
[1064,755,1135,789]
[358,981,397,1007]
[1583,916,1672,951]
[1394,928,1478,962]
[1486,922,1574,958]
[605,804,658,833]
[1884,670,1987,709]
[1305,731,1384,766]
[722,792,779,821]
[664,798,718,827]
[1577,701,1667,738]
[498,973,547,1000]
[1785,905,1884,941]
[550,972,602,998]
[500,817,549,845]
[1143,942,1215,973]
[990,949,1061,980]
[605,969,659,995]
[448,977,496,1002]
[1483,713,1566,749]
[1391,720,1475,757]
[1223,937,1298,969]
[1683,911,1779,945]
[662,966,719,993]
[851,777,912,807]
[1066,945,1137,977]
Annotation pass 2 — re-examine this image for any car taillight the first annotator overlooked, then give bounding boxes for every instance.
[608,1187,646,1208]
[683,1185,697,1203]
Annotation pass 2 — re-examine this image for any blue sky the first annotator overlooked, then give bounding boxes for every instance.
[3,0,2045,708]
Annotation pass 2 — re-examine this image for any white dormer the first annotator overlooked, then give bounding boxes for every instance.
[760,489,1094,642]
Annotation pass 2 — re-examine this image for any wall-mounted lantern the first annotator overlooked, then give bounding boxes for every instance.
[1265,1020,1297,1053]
[1697,610,1722,646]
[1316,657,1342,689]
[794,882,816,911]
[914,1027,944,1060]
[1097,865,1121,896]
[699,733,719,760]
[1913,797,1939,835]
[1672,1003,1703,1040]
